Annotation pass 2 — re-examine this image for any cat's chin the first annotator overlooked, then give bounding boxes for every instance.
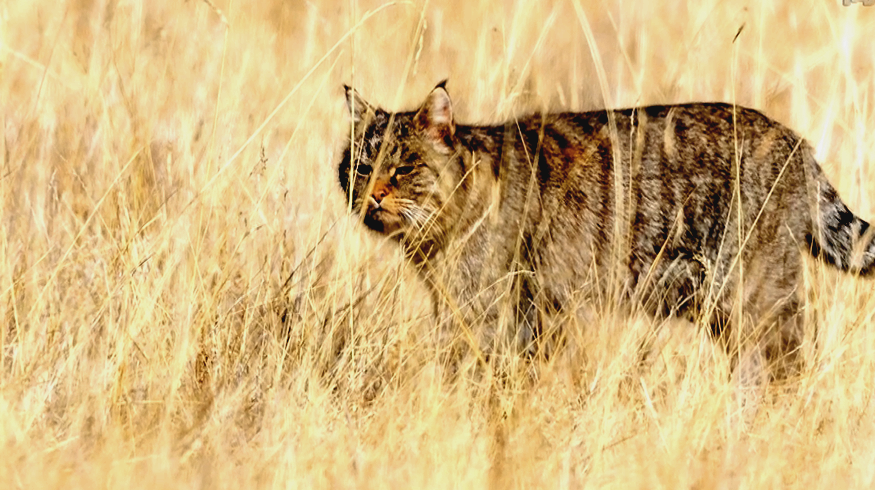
[363,209,404,236]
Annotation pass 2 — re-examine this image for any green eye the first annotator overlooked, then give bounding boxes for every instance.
[395,166,415,176]
[356,163,372,176]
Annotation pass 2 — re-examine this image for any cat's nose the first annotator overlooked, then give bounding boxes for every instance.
[372,186,388,205]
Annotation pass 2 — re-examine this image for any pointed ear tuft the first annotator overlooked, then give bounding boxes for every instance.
[343,84,374,124]
[415,84,455,151]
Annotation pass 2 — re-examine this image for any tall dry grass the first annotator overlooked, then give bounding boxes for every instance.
[1,0,875,488]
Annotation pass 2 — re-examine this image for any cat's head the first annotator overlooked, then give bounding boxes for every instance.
[337,81,464,252]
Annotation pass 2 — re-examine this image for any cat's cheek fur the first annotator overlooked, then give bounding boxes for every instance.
[428,155,461,197]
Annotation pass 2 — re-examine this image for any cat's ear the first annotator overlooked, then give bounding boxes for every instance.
[343,84,375,124]
[415,80,455,152]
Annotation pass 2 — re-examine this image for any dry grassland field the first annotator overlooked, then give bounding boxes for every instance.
[3,0,875,488]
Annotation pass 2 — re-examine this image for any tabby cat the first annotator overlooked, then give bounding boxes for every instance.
[337,80,875,377]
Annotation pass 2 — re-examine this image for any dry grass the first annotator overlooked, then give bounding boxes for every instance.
[2,0,875,488]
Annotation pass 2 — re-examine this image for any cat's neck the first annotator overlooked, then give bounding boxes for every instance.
[403,122,532,264]
[455,124,507,180]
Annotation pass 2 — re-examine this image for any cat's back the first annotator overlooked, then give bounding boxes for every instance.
[526,102,794,148]
[510,101,807,190]
[499,101,814,285]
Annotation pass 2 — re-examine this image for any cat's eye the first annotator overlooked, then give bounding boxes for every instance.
[395,166,415,176]
[355,163,372,176]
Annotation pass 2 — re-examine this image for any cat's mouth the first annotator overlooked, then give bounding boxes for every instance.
[363,204,404,236]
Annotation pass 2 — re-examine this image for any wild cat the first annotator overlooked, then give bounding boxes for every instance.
[337,80,875,378]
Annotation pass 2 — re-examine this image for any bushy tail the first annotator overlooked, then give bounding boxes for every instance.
[810,179,875,276]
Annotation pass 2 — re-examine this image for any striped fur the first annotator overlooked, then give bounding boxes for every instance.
[338,82,874,375]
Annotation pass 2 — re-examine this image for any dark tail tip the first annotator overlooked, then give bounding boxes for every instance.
[809,215,875,277]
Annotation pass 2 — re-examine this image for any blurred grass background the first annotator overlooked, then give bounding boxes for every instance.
[1,0,875,488]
